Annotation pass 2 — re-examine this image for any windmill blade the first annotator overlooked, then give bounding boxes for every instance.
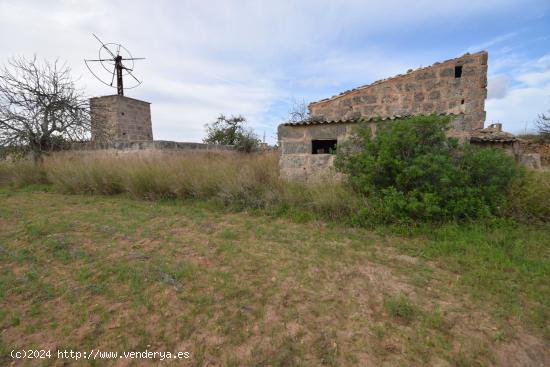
[86,35,145,92]
[125,68,142,84]
[92,33,117,58]
[84,59,117,88]
[85,58,115,62]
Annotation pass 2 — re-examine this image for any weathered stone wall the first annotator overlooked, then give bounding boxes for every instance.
[71,140,234,152]
[278,123,357,181]
[90,95,153,142]
[309,51,487,132]
[279,52,489,181]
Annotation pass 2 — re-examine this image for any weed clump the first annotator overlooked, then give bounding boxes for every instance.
[383,294,417,323]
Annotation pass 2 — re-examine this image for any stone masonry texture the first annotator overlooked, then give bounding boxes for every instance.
[308,51,488,132]
[90,95,153,142]
[278,52,489,181]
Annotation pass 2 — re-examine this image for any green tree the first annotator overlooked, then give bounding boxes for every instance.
[203,114,260,152]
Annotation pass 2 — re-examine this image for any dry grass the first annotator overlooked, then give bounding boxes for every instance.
[2,149,548,223]
[0,150,366,223]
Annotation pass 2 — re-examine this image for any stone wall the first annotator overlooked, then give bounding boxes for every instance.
[71,140,234,152]
[520,140,550,167]
[90,95,153,142]
[309,51,487,133]
[278,122,357,181]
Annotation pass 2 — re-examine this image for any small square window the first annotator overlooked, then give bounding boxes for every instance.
[454,65,463,78]
[312,139,337,154]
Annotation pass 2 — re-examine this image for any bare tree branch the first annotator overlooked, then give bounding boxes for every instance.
[0,56,91,161]
[286,98,309,123]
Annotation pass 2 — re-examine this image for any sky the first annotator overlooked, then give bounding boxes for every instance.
[0,0,549,144]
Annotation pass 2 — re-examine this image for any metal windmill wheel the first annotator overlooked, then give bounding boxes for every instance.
[84,34,145,96]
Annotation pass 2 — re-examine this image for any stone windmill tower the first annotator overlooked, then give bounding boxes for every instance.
[85,34,153,142]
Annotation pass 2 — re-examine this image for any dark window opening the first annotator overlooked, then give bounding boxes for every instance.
[454,65,463,78]
[121,112,125,115]
[312,139,337,154]
[461,99,465,105]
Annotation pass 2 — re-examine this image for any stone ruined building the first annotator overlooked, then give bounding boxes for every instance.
[278,51,489,181]
[90,95,153,142]
[469,123,542,169]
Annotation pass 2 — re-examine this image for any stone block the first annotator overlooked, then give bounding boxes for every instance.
[429,90,441,100]
[362,95,378,104]
[341,98,352,107]
[278,125,304,139]
[462,66,477,77]
[361,105,377,115]
[439,68,453,77]
[282,141,309,154]
[307,124,348,139]
[280,155,306,169]
[422,102,434,112]
[520,153,541,170]
[309,154,332,168]
[415,71,435,80]
[344,111,361,120]
[382,95,398,104]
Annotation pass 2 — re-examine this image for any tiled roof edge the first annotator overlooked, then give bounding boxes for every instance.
[281,112,464,126]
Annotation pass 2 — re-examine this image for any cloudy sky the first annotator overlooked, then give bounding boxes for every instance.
[1,0,549,143]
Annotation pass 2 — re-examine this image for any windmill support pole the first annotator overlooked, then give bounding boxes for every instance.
[115,56,124,96]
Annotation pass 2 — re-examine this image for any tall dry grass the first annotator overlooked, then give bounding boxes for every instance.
[506,170,550,222]
[0,150,365,222]
[1,150,548,223]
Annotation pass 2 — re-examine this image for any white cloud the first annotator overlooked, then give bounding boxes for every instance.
[485,51,550,133]
[1,0,549,143]
[488,75,510,99]
[466,32,519,53]
[486,86,550,134]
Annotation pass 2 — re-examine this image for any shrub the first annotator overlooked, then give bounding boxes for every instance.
[336,115,522,223]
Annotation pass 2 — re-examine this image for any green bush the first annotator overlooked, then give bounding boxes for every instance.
[336,115,522,223]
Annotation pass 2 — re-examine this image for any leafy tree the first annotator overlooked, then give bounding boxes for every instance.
[0,56,91,162]
[203,114,260,152]
[336,115,521,222]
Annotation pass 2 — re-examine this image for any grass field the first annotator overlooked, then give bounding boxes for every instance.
[1,186,548,366]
